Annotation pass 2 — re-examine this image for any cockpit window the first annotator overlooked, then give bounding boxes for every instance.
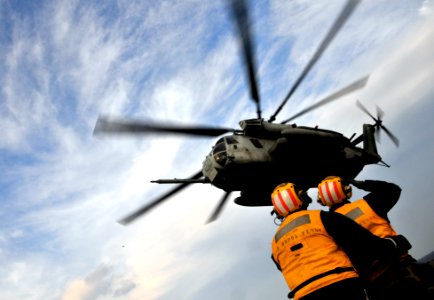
[249,138,263,148]
[225,136,238,144]
[213,142,226,155]
[215,137,225,145]
[213,141,227,166]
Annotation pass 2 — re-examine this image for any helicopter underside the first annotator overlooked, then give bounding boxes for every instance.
[212,145,374,207]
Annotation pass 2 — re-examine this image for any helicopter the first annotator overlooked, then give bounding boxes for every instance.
[94,0,399,225]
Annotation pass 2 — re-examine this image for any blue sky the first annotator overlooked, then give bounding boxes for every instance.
[1,0,434,299]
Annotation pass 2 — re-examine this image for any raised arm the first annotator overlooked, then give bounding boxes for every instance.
[349,179,401,220]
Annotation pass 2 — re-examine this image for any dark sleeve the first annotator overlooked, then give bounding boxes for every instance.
[357,180,401,220]
[271,254,282,272]
[320,210,396,260]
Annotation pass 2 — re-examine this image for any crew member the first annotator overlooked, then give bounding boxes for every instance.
[317,176,434,300]
[270,182,409,300]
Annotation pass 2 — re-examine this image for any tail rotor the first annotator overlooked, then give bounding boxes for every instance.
[356,100,399,147]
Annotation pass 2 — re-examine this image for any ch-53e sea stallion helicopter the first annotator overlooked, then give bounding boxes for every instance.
[94,0,399,224]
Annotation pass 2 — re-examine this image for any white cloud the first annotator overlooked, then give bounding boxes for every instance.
[1,1,434,299]
[62,264,136,300]
[0,22,56,151]
[419,0,434,15]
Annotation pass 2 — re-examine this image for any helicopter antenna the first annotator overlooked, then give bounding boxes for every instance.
[268,0,361,123]
[229,0,262,119]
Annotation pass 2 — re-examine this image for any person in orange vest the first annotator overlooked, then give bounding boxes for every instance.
[270,182,410,300]
[317,176,434,300]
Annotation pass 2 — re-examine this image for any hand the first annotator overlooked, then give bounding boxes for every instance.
[386,235,412,252]
[343,178,364,188]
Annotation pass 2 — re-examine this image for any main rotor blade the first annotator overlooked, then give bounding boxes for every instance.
[229,0,261,119]
[206,191,232,224]
[118,171,204,225]
[268,0,361,122]
[281,75,369,124]
[94,117,235,137]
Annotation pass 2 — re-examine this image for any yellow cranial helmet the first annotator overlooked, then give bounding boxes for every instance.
[317,176,352,207]
[271,183,304,217]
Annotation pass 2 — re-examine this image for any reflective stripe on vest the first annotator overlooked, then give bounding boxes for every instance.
[275,214,310,243]
[336,199,397,238]
[345,207,363,220]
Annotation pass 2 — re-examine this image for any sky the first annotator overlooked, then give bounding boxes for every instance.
[1,0,434,299]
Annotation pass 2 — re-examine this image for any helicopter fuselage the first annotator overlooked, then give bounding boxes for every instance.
[202,119,381,206]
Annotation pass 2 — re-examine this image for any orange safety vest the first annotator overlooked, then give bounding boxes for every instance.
[335,199,397,238]
[271,210,358,300]
[335,199,398,280]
